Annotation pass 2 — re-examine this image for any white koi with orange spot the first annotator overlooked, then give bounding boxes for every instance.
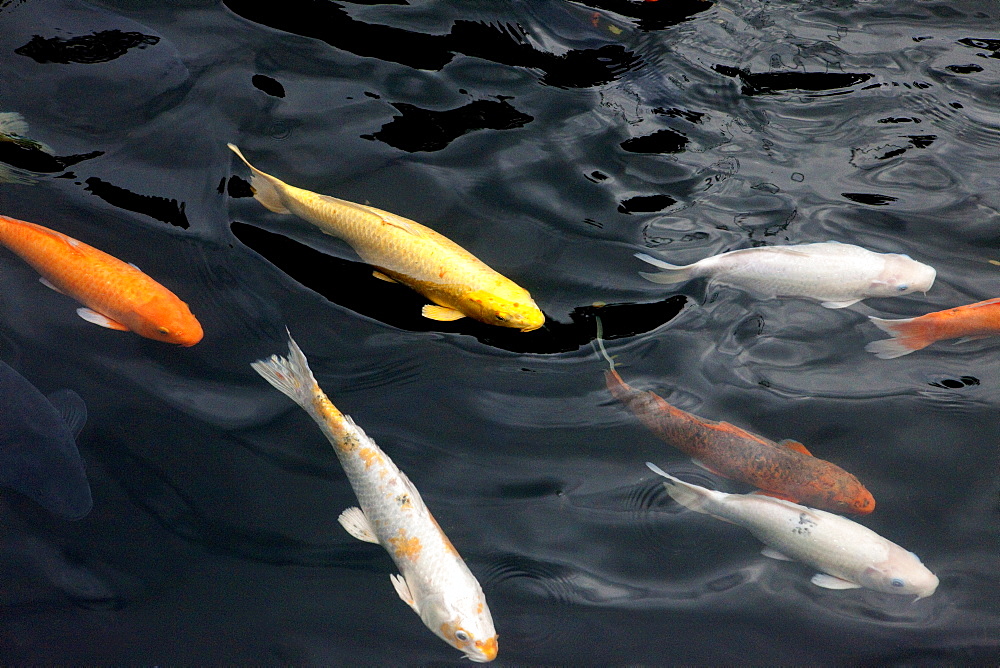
[252,333,497,662]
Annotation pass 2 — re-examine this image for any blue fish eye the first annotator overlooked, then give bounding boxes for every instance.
[897,284,909,292]
[891,578,905,588]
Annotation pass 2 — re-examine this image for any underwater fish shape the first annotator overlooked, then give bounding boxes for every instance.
[635,241,936,308]
[0,361,91,519]
[228,144,544,331]
[607,369,874,514]
[866,297,1000,358]
[646,463,938,599]
[252,334,498,662]
[0,215,202,345]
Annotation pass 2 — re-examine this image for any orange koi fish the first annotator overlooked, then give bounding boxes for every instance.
[0,214,203,345]
[866,298,1000,358]
[605,368,874,514]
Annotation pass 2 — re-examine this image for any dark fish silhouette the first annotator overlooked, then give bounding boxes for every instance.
[0,360,92,519]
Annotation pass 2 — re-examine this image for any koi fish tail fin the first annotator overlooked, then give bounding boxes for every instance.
[634,253,695,285]
[227,143,291,214]
[0,112,29,137]
[645,462,714,514]
[251,331,321,413]
[865,316,928,359]
[593,315,615,370]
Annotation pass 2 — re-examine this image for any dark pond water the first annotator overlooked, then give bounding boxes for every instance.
[0,0,999,664]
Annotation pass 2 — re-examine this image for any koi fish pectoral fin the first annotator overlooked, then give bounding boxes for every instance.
[954,335,993,344]
[820,298,862,309]
[761,547,794,561]
[337,507,379,543]
[776,438,812,457]
[390,573,420,614]
[76,308,129,331]
[422,304,466,322]
[372,271,397,283]
[811,573,862,590]
[39,276,67,295]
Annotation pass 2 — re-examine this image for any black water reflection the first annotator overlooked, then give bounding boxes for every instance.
[223,0,645,88]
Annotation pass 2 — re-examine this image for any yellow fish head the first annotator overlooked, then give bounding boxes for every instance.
[465,290,545,332]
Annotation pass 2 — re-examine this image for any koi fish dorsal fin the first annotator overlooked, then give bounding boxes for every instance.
[353,202,428,238]
[751,489,802,504]
[776,438,812,457]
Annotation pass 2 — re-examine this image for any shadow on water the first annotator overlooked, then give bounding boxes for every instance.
[229,220,687,354]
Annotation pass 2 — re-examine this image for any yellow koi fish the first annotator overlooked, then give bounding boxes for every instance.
[228,144,544,332]
[252,334,498,662]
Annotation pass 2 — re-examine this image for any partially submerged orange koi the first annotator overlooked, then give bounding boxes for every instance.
[606,369,874,515]
[866,298,1000,358]
[0,214,202,345]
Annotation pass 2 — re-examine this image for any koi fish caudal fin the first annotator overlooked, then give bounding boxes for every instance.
[227,143,291,214]
[645,462,713,513]
[634,253,696,285]
[250,332,321,412]
[865,316,927,359]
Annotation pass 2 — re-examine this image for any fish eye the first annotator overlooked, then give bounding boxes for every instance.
[891,578,906,588]
[157,326,171,334]
[495,314,507,322]
[455,630,470,642]
[897,284,909,292]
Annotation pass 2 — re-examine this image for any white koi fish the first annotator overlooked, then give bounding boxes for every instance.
[646,463,938,599]
[635,241,936,308]
[252,334,498,662]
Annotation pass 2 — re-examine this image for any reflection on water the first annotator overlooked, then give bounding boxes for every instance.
[0,0,999,663]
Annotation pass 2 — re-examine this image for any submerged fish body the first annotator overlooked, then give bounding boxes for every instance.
[252,334,497,662]
[228,144,544,332]
[636,241,936,308]
[867,297,1000,358]
[0,361,91,519]
[607,370,874,514]
[646,463,938,598]
[0,215,202,345]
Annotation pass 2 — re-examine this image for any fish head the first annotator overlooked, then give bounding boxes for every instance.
[137,299,204,346]
[464,289,545,332]
[861,545,939,599]
[872,255,937,297]
[420,591,498,662]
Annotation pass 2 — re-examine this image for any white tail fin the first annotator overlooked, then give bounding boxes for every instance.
[635,253,695,285]
[0,112,29,137]
[645,462,713,513]
[865,316,922,359]
[251,331,319,410]
[227,143,291,214]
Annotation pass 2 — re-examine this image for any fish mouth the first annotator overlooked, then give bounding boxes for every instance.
[519,324,542,333]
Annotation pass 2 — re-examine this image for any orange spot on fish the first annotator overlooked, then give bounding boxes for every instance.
[429,513,461,557]
[476,636,498,661]
[358,447,382,469]
[389,529,422,561]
